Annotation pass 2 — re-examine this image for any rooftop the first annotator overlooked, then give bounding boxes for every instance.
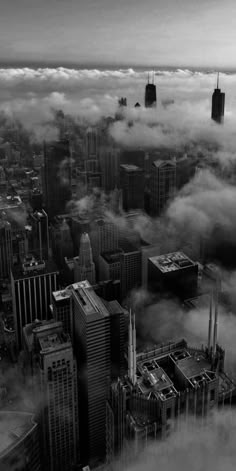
[101,249,123,264]
[120,164,142,172]
[149,251,195,273]
[72,280,110,319]
[0,411,37,458]
[12,257,59,280]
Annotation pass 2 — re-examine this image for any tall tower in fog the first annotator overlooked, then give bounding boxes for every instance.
[145,72,157,108]
[43,139,72,219]
[74,233,96,285]
[211,73,225,123]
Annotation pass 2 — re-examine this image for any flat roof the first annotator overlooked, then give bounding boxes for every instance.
[0,411,37,457]
[12,259,59,280]
[101,249,123,264]
[72,281,109,319]
[120,164,142,172]
[149,251,195,273]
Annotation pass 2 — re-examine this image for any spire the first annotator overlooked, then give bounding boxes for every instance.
[207,291,213,352]
[148,72,150,84]
[132,311,137,385]
[152,71,155,84]
[128,309,134,381]
[212,280,219,357]
[217,72,219,89]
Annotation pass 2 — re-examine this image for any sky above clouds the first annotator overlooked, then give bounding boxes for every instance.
[1,0,236,67]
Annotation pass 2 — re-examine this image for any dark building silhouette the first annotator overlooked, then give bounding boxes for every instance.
[0,219,12,279]
[74,233,96,285]
[120,164,145,211]
[148,251,198,300]
[211,73,225,123]
[43,139,72,219]
[145,73,157,108]
[28,209,50,261]
[149,160,176,215]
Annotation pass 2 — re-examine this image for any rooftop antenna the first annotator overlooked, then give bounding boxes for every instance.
[212,279,219,357]
[152,71,155,84]
[217,72,220,89]
[148,72,150,84]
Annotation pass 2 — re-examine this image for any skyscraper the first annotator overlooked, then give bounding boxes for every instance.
[23,320,79,471]
[100,147,120,191]
[90,218,119,266]
[120,243,142,301]
[145,73,157,108]
[0,219,12,279]
[11,257,59,347]
[149,160,176,215]
[71,280,125,467]
[74,233,96,285]
[43,139,72,219]
[28,209,50,261]
[120,164,145,211]
[211,73,225,123]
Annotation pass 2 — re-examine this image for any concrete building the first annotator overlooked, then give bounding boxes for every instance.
[100,147,120,191]
[149,160,176,215]
[11,256,59,347]
[0,411,40,471]
[106,309,235,466]
[28,209,50,261]
[99,249,122,282]
[90,218,119,266]
[71,281,125,467]
[148,251,198,300]
[23,320,79,471]
[120,164,145,211]
[120,244,142,301]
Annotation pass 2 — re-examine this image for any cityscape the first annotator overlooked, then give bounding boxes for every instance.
[1,1,236,471]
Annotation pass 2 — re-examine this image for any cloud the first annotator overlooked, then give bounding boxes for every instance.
[111,409,236,471]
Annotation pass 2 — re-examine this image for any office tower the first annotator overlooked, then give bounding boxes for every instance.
[0,411,41,471]
[120,164,145,211]
[28,209,50,260]
[71,281,125,467]
[23,320,79,471]
[148,251,199,300]
[120,243,142,300]
[74,233,96,285]
[51,218,74,267]
[106,330,234,466]
[90,218,119,266]
[43,139,72,218]
[211,73,225,123]
[11,257,59,347]
[71,216,90,254]
[145,73,157,108]
[0,219,12,279]
[52,287,72,337]
[99,249,122,282]
[149,160,176,215]
[100,147,120,191]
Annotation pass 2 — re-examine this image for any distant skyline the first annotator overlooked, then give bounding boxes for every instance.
[1,0,236,68]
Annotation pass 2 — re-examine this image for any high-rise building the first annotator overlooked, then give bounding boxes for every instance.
[28,209,50,261]
[100,147,120,191]
[11,257,59,347]
[43,139,72,218]
[0,219,12,279]
[0,411,41,471]
[74,233,96,285]
[51,218,74,267]
[148,251,199,300]
[90,218,119,266]
[106,310,235,467]
[149,160,176,215]
[211,73,225,124]
[145,73,157,108]
[71,281,125,467]
[120,243,142,301]
[23,320,79,471]
[120,164,145,211]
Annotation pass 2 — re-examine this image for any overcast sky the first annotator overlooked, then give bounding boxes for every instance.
[1,0,236,68]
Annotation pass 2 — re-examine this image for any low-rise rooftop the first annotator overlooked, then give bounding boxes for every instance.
[149,251,195,274]
[0,411,37,458]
